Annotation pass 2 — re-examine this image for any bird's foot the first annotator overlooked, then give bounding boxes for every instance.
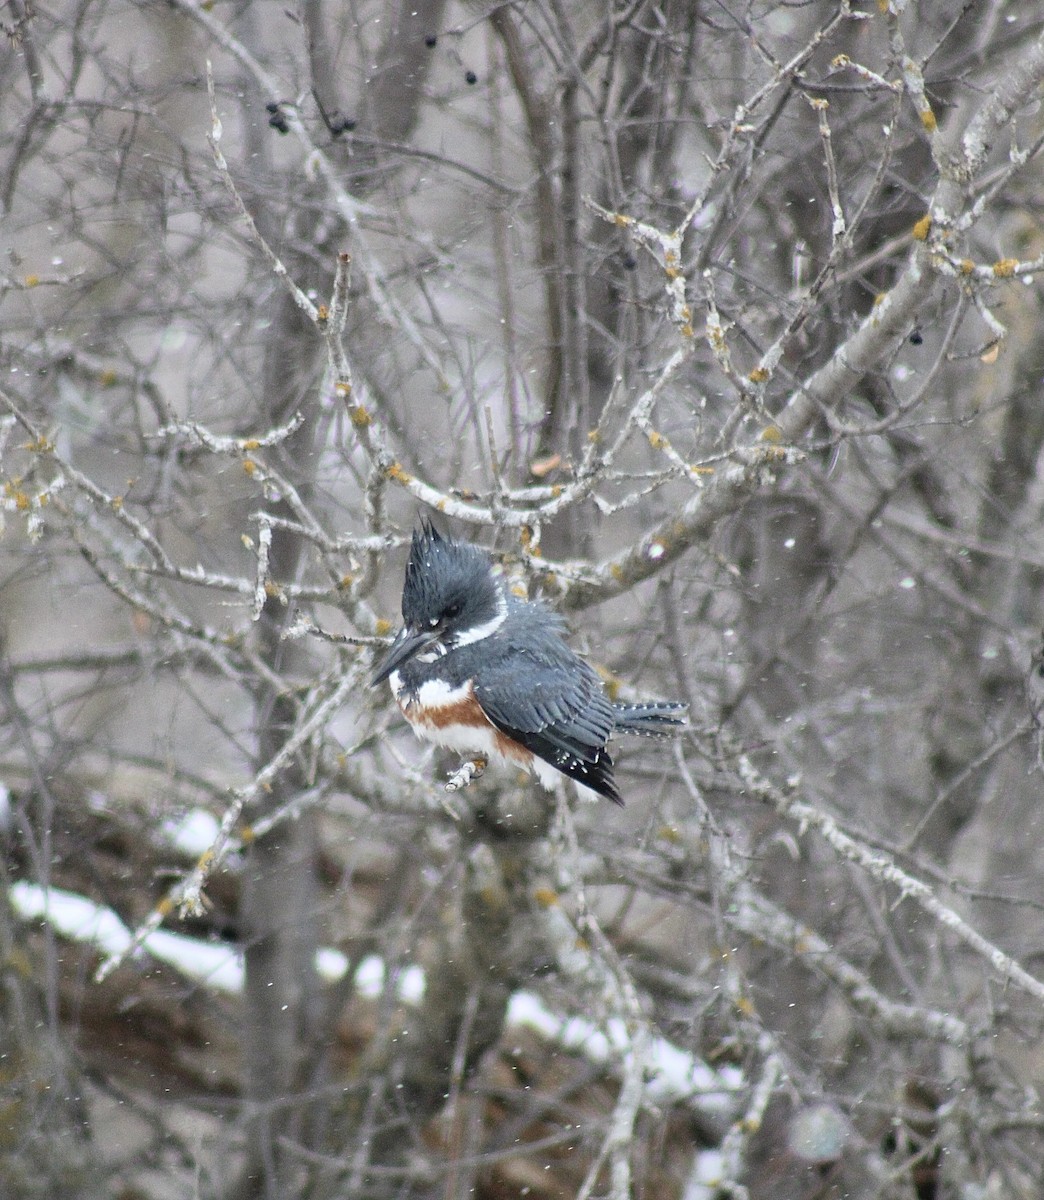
[446,756,487,792]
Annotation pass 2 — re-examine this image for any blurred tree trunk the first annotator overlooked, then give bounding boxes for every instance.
[0,884,102,1198]
[231,2,447,1194]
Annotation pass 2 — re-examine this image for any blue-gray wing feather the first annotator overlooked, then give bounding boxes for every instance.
[474,653,615,763]
[472,638,622,802]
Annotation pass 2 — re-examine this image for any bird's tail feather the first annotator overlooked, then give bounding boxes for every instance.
[612,701,688,737]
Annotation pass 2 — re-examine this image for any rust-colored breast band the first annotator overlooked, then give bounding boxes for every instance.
[400,683,535,768]
[400,681,489,728]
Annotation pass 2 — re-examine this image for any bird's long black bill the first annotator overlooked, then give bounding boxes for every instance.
[370,626,438,686]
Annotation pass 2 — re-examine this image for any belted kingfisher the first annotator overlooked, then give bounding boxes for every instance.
[371,524,688,804]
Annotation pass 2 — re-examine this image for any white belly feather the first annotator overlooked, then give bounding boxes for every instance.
[388,670,559,790]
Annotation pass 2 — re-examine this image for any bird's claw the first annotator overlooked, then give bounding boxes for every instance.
[446,756,487,792]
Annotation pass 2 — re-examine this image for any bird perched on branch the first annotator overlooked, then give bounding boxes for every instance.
[372,524,688,804]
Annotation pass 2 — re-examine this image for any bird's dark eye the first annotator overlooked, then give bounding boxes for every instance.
[444,600,464,621]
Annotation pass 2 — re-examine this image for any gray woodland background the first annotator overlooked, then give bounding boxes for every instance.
[3,1,1044,1197]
